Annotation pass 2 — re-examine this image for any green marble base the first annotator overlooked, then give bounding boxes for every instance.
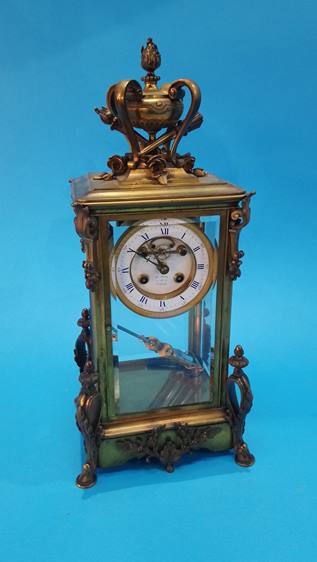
[98,422,232,469]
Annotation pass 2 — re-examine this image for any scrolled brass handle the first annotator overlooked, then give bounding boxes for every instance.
[113,79,143,167]
[168,78,201,161]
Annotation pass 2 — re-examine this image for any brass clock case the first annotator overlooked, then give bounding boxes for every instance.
[71,37,256,489]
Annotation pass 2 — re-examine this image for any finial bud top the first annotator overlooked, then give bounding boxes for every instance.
[141,38,161,85]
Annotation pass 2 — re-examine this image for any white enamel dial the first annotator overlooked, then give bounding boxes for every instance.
[111,218,217,318]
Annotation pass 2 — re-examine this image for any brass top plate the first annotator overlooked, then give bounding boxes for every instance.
[71,169,247,213]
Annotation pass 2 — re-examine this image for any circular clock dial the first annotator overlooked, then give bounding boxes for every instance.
[112,218,217,318]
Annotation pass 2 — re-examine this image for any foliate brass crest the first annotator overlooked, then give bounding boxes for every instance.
[94,38,206,184]
[73,206,98,240]
[118,423,221,473]
[228,193,255,280]
[82,260,100,292]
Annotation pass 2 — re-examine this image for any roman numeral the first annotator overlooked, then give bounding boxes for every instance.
[160,221,169,236]
[121,267,129,274]
[140,233,149,241]
[125,282,134,293]
[139,295,148,304]
[191,280,199,290]
[193,245,200,253]
[197,263,205,270]
[181,231,186,239]
[160,300,166,308]
[180,295,185,301]
[127,247,134,253]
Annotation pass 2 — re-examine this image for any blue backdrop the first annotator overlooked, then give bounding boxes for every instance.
[1,1,316,561]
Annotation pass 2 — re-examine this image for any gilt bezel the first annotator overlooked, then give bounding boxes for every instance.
[111,218,218,318]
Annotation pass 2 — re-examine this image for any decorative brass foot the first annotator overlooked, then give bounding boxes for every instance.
[234,442,255,467]
[226,345,255,468]
[76,463,97,489]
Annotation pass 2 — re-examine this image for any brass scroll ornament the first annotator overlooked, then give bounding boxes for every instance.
[228,193,255,280]
[74,309,101,488]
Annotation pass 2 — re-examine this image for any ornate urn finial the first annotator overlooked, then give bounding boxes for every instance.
[94,38,206,184]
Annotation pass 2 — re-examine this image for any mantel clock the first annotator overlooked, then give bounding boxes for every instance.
[70,38,255,488]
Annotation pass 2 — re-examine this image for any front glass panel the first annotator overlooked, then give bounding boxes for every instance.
[109,215,219,415]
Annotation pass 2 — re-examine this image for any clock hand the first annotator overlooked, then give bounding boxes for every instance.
[128,248,159,267]
[129,248,169,274]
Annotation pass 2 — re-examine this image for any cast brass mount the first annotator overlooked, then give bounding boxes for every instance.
[94,38,206,184]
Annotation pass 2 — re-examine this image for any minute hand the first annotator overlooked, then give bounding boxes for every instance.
[128,249,159,267]
[129,248,169,274]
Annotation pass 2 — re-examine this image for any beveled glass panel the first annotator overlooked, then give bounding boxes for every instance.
[109,215,219,415]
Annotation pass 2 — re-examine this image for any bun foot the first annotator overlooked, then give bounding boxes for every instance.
[76,463,97,489]
[234,442,255,467]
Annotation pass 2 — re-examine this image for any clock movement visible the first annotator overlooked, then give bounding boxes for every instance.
[70,38,255,488]
[111,218,217,318]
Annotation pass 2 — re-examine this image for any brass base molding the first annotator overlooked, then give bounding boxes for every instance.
[99,407,226,438]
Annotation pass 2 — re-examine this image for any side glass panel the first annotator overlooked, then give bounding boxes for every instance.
[109,215,219,415]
